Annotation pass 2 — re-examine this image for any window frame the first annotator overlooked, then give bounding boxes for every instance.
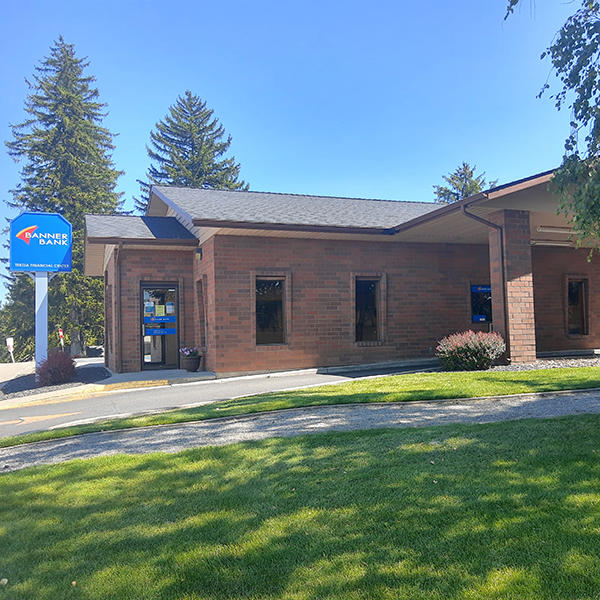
[565,275,590,337]
[252,271,291,347]
[352,272,386,345]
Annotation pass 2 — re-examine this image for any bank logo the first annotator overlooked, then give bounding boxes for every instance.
[15,224,69,246]
[16,225,38,245]
[10,212,72,273]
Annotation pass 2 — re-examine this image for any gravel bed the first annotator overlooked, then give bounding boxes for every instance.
[490,357,600,371]
[0,365,110,399]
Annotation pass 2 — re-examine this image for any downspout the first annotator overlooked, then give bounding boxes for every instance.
[461,198,510,350]
[115,242,123,373]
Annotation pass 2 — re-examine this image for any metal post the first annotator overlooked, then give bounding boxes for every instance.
[34,271,48,368]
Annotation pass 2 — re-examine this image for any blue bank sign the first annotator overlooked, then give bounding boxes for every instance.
[10,212,72,272]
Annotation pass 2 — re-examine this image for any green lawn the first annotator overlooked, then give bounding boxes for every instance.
[2,414,600,599]
[3,366,600,448]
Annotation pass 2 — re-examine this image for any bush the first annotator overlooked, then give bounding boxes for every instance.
[37,349,76,387]
[435,330,506,371]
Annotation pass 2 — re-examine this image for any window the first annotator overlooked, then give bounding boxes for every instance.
[256,278,285,344]
[567,279,588,335]
[471,284,492,323]
[355,279,379,342]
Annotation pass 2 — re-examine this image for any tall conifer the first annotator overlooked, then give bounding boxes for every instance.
[433,162,496,204]
[4,37,123,358]
[135,91,247,213]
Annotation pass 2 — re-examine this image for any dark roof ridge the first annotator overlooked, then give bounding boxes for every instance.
[151,184,434,206]
[86,213,143,217]
[85,213,174,218]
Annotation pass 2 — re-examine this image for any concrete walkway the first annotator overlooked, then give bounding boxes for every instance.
[0,361,35,386]
[2,387,600,473]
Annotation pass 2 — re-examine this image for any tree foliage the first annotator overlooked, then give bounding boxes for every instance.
[433,162,496,203]
[3,37,122,359]
[135,91,247,213]
[508,1,600,246]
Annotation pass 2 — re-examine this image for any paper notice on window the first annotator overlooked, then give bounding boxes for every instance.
[155,305,165,316]
[144,302,155,315]
[166,302,175,314]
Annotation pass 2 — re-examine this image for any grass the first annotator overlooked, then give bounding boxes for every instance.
[2,366,600,448]
[2,414,600,599]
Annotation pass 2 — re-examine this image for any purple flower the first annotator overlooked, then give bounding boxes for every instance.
[179,346,200,357]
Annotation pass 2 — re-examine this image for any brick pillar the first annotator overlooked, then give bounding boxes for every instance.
[488,210,536,363]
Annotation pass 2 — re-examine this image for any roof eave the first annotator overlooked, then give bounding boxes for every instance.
[386,169,556,235]
[386,192,487,234]
[191,218,391,236]
[86,236,198,246]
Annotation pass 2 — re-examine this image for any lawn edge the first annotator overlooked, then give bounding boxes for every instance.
[2,385,600,451]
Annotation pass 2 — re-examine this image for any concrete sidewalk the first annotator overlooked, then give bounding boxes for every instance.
[0,361,35,386]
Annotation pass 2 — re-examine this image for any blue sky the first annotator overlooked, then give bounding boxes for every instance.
[0,0,573,296]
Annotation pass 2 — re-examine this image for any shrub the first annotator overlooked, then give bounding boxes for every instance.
[37,349,76,387]
[435,330,506,371]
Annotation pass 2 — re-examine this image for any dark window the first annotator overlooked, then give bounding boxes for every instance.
[256,278,285,344]
[568,279,588,335]
[471,284,492,323]
[356,279,379,342]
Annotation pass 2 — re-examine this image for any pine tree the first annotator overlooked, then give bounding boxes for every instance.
[4,37,123,359]
[135,91,247,213]
[433,162,496,204]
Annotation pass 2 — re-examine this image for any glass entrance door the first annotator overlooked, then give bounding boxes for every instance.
[141,285,178,369]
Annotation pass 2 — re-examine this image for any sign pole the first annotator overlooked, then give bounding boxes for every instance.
[9,212,72,370]
[34,272,48,368]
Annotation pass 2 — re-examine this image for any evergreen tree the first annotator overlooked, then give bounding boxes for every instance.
[433,162,496,204]
[4,36,122,359]
[135,91,247,213]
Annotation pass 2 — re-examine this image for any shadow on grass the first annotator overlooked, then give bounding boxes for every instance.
[2,414,600,599]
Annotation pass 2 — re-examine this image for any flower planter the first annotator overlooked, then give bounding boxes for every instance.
[180,355,201,372]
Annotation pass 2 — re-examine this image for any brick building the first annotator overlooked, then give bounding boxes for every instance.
[84,169,599,375]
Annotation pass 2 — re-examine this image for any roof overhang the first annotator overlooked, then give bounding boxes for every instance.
[384,169,562,245]
[84,239,197,276]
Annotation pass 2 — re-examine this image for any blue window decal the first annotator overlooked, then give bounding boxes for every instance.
[471,284,492,323]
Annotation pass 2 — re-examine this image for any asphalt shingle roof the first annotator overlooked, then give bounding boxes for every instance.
[85,214,197,241]
[152,186,438,230]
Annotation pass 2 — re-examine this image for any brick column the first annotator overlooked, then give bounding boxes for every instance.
[488,210,536,363]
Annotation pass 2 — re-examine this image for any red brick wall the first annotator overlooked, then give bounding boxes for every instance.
[209,235,491,374]
[488,210,536,363]
[104,251,117,372]
[533,246,600,352]
[102,232,600,374]
[194,237,216,372]
[106,247,197,372]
